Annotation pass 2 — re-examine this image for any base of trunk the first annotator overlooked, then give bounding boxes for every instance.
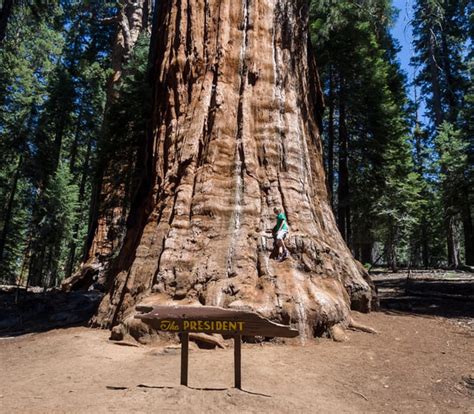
[92,232,376,343]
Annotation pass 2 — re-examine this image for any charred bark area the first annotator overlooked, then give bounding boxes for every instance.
[93,0,375,342]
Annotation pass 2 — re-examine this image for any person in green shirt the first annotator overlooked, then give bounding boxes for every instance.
[273,207,289,261]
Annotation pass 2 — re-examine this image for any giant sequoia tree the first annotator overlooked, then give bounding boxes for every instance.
[92,0,375,341]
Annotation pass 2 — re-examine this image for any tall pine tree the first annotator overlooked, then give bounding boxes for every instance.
[310,0,422,268]
[411,0,471,266]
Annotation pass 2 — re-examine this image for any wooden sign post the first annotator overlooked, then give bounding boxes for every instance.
[135,305,298,389]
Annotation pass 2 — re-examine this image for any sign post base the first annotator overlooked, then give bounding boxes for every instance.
[136,305,298,389]
[180,332,189,386]
[234,335,241,389]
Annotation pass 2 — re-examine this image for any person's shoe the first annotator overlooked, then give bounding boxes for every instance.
[279,251,289,262]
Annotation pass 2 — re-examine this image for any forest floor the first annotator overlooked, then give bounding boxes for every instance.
[1,272,473,413]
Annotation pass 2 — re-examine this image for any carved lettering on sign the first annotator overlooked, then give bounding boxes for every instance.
[160,320,179,331]
[158,320,246,332]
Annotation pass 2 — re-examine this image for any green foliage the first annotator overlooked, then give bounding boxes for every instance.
[102,32,152,199]
[33,162,78,285]
[0,170,30,284]
[309,0,473,268]
[412,0,469,127]
[0,1,116,285]
[0,4,64,158]
[375,153,424,267]
[310,0,423,268]
[411,0,472,266]
[0,4,65,283]
[105,33,151,150]
[435,122,468,217]
[460,53,474,208]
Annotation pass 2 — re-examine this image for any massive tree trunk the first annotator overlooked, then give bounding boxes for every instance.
[93,0,375,341]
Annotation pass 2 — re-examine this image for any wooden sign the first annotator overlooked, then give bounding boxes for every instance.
[135,305,298,389]
[135,305,299,337]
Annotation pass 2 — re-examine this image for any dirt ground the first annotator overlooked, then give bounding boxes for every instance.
[1,310,473,414]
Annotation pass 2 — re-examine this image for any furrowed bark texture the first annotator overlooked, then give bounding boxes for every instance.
[95,0,375,341]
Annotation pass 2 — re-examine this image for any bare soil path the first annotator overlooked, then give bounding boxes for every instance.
[1,311,472,413]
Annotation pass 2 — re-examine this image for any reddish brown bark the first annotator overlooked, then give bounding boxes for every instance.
[93,0,375,341]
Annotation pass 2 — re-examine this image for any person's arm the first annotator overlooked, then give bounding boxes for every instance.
[273,219,280,235]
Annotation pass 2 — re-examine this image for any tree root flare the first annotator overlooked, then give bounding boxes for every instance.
[348,318,378,334]
[188,333,226,349]
[328,324,349,342]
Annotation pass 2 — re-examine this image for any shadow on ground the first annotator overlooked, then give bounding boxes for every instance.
[106,383,272,398]
[2,270,473,337]
[372,271,474,320]
[0,287,102,337]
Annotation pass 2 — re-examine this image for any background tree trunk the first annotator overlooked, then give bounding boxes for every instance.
[67,0,152,288]
[337,81,351,245]
[427,18,459,268]
[65,136,93,278]
[93,0,375,341]
[0,156,22,264]
[327,64,335,208]
[0,0,14,44]
[461,190,474,266]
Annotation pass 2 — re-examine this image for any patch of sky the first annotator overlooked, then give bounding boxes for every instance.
[390,0,428,127]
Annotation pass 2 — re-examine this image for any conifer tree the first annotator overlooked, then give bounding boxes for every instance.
[27,162,78,287]
[0,1,115,285]
[0,2,64,282]
[310,0,422,267]
[411,0,471,266]
[434,122,469,265]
